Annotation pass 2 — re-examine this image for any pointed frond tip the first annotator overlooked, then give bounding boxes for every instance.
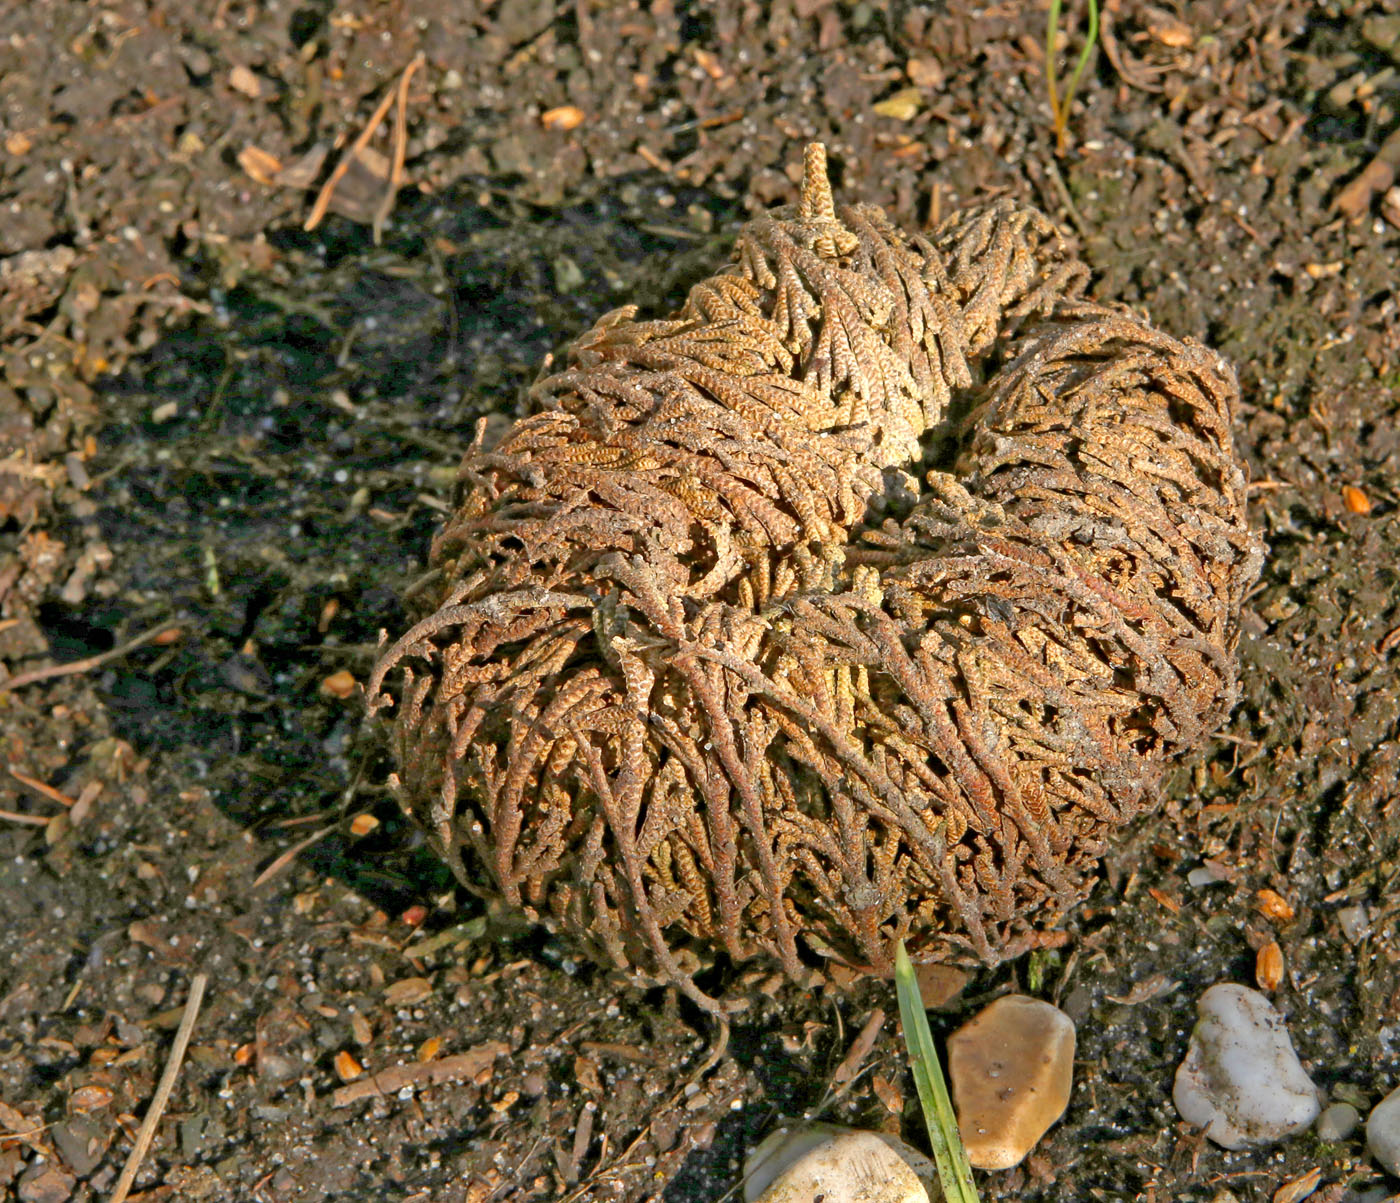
[799,142,859,257]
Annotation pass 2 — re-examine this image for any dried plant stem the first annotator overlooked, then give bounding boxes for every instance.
[108,972,208,1203]
[0,623,175,693]
[306,53,423,235]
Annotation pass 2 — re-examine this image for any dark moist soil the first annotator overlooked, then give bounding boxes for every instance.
[3,2,1400,1201]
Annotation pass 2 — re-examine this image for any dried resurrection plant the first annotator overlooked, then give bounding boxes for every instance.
[368,145,1262,1010]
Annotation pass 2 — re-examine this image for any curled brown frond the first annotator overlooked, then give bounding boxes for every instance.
[367,144,1261,1011]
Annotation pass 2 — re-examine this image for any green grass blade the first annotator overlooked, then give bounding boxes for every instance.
[894,940,981,1203]
[1060,0,1100,131]
[1045,0,1100,153]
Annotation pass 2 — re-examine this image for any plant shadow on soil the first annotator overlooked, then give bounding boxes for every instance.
[72,178,742,911]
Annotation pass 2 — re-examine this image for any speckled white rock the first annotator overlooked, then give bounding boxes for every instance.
[1367,1084,1400,1176]
[946,994,1076,1170]
[1173,983,1320,1149]
[743,1122,935,1203]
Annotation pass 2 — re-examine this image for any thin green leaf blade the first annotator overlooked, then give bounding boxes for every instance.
[895,940,980,1203]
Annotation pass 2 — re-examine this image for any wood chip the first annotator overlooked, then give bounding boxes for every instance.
[334,1050,364,1081]
[1256,940,1285,992]
[1256,888,1296,923]
[238,145,282,184]
[229,65,263,98]
[541,104,586,131]
[1342,485,1372,515]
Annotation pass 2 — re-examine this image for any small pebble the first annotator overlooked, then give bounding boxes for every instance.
[1315,1101,1360,1142]
[743,1123,932,1203]
[1367,1084,1400,1176]
[1173,983,1320,1149]
[1337,904,1371,943]
[946,993,1076,1170]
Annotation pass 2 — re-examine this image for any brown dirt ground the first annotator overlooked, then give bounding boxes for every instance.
[2,2,1399,1201]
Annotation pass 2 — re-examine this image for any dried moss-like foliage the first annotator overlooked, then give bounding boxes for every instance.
[368,145,1263,1010]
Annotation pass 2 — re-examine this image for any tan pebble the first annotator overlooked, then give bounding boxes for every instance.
[947,993,1076,1170]
[541,105,585,131]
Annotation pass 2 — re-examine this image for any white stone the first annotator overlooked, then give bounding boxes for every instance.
[946,993,1076,1170]
[1173,983,1320,1149]
[743,1122,934,1203]
[1367,1084,1400,1176]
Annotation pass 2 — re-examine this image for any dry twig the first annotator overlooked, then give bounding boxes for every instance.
[108,972,208,1203]
[307,54,424,236]
[0,623,176,693]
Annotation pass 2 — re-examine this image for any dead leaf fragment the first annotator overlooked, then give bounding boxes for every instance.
[1272,1167,1322,1203]
[873,87,922,121]
[238,145,283,185]
[914,962,971,1009]
[872,1072,904,1116]
[541,105,585,131]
